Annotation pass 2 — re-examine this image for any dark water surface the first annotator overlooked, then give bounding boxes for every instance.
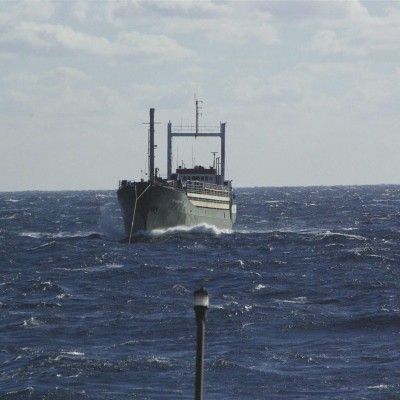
[1,186,400,399]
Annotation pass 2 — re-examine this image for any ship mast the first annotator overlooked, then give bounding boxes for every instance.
[167,102,226,184]
[149,108,155,182]
[195,99,202,138]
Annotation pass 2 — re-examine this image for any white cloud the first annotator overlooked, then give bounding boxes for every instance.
[116,31,194,59]
[254,0,369,23]
[202,13,279,46]
[100,0,279,46]
[72,0,90,23]
[1,21,193,61]
[106,0,230,23]
[307,30,342,56]
[0,0,56,27]
[304,2,400,60]
[2,0,400,189]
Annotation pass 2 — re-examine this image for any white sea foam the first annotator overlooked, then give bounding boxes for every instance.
[61,351,85,357]
[99,202,125,240]
[20,231,99,239]
[144,356,172,367]
[20,231,43,239]
[0,214,17,220]
[21,317,41,328]
[279,297,308,304]
[254,284,267,290]
[29,241,56,251]
[138,223,232,237]
[318,230,367,241]
[368,384,392,389]
[81,263,124,273]
[55,351,85,361]
[6,387,34,396]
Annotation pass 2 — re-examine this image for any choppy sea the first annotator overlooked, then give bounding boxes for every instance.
[1,186,400,399]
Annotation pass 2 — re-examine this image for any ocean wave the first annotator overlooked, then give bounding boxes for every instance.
[337,247,391,261]
[368,384,398,390]
[20,231,102,240]
[16,301,61,309]
[334,313,400,331]
[82,263,124,273]
[20,317,42,329]
[28,240,57,251]
[128,223,232,240]
[277,296,308,304]
[315,231,368,244]
[0,214,17,220]
[4,387,35,397]
[78,355,173,373]
[25,280,66,298]
[288,312,400,333]
[211,358,240,370]
[4,387,89,399]
[54,351,86,361]
[3,186,400,398]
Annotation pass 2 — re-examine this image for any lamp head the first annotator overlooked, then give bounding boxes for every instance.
[193,287,209,308]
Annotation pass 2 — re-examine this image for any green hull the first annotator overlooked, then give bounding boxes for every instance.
[117,181,236,236]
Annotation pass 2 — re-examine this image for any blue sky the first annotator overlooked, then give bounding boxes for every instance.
[1,0,400,190]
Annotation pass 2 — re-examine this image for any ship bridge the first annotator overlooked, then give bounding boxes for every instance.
[175,166,218,184]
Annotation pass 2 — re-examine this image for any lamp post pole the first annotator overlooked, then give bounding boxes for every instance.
[193,288,209,400]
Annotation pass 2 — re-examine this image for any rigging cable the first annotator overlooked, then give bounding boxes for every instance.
[129,183,152,244]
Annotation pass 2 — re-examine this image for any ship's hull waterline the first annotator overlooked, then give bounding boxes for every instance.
[118,181,236,235]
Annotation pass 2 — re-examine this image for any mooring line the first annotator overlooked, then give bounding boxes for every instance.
[129,183,152,244]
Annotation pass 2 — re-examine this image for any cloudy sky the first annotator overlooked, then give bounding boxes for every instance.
[1,0,400,190]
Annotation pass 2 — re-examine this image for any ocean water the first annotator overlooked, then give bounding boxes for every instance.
[1,186,400,399]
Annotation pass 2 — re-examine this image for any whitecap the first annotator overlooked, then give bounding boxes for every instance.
[319,230,367,241]
[29,241,56,251]
[6,387,34,396]
[55,351,85,360]
[210,304,225,310]
[172,284,190,294]
[279,297,308,304]
[82,263,124,273]
[0,214,17,220]
[255,284,267,290]
[21,317,41,328]
[137,223,231,237]
[368,384,391,389]
[144,356,172,368]
[20,231,43,239]
[20,230,100,239]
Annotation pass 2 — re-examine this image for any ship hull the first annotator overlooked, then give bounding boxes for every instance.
[117,181,236,236]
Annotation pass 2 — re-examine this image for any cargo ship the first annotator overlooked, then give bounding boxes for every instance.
[117,104,236,238]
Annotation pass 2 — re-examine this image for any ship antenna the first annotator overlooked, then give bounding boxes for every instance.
[211,151,218,170]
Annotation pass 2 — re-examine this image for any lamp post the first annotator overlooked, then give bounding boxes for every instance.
[193,287,209,400]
